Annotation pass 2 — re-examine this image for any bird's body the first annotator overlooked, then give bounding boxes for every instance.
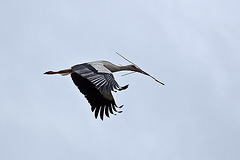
[45,58,164,120]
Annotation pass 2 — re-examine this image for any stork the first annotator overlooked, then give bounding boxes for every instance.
[44,52,164,120]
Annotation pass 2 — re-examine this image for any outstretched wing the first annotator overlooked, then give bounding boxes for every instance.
[72,63,127,94]
[71,63,128,120]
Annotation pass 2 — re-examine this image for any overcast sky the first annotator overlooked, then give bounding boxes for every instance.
[0,0,240,160]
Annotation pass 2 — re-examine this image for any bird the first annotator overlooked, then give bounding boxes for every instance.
[44,53,164,120]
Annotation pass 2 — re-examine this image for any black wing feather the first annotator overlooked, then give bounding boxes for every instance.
[71,72,122,120]
[105,106,110,118]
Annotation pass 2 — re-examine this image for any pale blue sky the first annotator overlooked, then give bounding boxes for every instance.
[0,0,240,160]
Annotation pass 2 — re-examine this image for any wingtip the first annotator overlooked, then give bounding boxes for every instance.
[116,105,124,108]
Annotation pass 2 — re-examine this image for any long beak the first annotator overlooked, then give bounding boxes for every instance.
[137,68,165,85]
[115,52,165,85]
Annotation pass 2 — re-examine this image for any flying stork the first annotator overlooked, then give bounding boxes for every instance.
[44,52,164,120]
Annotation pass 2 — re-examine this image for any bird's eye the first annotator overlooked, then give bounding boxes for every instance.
[132,65,137,68]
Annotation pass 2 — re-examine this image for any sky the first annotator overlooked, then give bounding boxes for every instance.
[0,0,240,160]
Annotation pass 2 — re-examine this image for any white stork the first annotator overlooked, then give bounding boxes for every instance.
[44,53,164,120]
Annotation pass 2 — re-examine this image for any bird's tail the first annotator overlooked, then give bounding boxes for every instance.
[44,69,72,76]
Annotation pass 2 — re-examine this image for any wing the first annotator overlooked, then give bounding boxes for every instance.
[71,72,122,120]
[72,63,128,94]
[71,63,128,120]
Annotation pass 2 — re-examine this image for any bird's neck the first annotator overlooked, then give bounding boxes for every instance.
[111,65,133,72]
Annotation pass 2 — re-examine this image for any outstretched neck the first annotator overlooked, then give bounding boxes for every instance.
[111,65,133,72]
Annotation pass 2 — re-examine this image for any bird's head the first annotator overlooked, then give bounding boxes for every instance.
[129,65,164,85]
[116,52,165,85]
[128,65,150,76]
